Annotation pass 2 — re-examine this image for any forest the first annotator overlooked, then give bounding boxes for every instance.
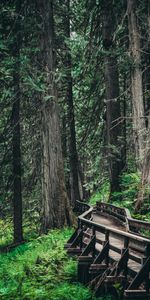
[0,0,150,299]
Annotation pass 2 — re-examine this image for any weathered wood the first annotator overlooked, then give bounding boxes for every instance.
[66,229,83,251]
[90,264,107,270]
[105,275,125,283]
[81,235,96,257]
[127,257,150,292]
[124,289,149,299]
[78,256,93,284]
[128,253,142,264]
[67,248,82,256]
[94,268,111,295]
[65,228,78,246]
[110,248,129,277]
[89,264,107,282]
[65,201,150,298]
[79,215,150,245]
[93,241,109,266]
[76,201,91,214]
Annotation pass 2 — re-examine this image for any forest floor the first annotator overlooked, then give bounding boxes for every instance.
[0,226,112,300]
[0,180,149,300]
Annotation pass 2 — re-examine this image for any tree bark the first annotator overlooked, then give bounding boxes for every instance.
[37,0,72,231]
[12,0,23,243]
[143,1,150,129]
[65,0,81,207]
[135,140,150,212]
[135,14,150,211]
[102,1,125,195]
[127,0,146,169]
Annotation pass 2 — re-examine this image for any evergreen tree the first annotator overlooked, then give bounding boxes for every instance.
[12,0,23,242]
[36,0,72,230]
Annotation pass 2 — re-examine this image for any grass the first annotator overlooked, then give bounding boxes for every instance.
[0,227,112,300]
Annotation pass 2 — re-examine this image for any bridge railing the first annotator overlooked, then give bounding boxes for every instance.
[75,200,92,215]
[65,201,150,299]
[128,218,150,237]
[96,201,150,237]
[78,207,150,276]
[66,200,150,296]
[75,200,150,238]
[96,201,130,224]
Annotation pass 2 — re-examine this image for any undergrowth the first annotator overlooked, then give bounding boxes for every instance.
[0,228,112,300]
[0,217,40,247]
[89,182,109,205]
[89,173,150,222]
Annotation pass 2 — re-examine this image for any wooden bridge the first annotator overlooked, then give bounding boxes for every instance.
[65,201,150,300]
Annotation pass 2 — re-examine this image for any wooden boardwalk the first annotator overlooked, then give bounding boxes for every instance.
[65,201,150,300]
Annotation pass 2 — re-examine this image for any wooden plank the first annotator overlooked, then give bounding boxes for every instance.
[71,229,83,247]
[128,218,150,230]
[128,257,150,290]
[66,228,78,244]
[90,264,107,270]
[109,244,122,254]
[128,253,142,264]
[105,275,125,283]
[67,248,82,256]
[81,235,96,257]
[79,215,150,244]
[93,241,109,265]
[69,201,150,297]
[124,289,147,296]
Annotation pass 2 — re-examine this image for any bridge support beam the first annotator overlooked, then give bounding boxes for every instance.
[123,290,149,300]
[78,256,93,284]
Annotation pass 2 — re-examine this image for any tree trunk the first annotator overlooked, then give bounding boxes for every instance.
[37,0,72,231]
[127,0,146,169]
[65,0,81,207]
[102,2,125,196]
[143,1,150,129]
[12,0,23,243]
[135,141,150,212]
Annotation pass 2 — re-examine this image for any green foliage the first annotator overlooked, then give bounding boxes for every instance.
[89,182,110,205]
[112,172,141,211]
[132,213,150,223]
[0,228,112,300]
[50,283,93,300]
[89,172,150,222]
[0,218,13,247]
[113,282,123,300]
[0,216,40,248]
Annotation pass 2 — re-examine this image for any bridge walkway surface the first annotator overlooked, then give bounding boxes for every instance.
[92,212,144,272]
[65,201,150,300]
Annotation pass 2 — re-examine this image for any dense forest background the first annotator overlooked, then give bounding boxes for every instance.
[0,0,150,299]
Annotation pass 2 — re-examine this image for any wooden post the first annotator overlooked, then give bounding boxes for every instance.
[145,244,150,293]
[105,230,109,267]
[124,237,129,249]
[142,257,149,294]
[78,256,93,284]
